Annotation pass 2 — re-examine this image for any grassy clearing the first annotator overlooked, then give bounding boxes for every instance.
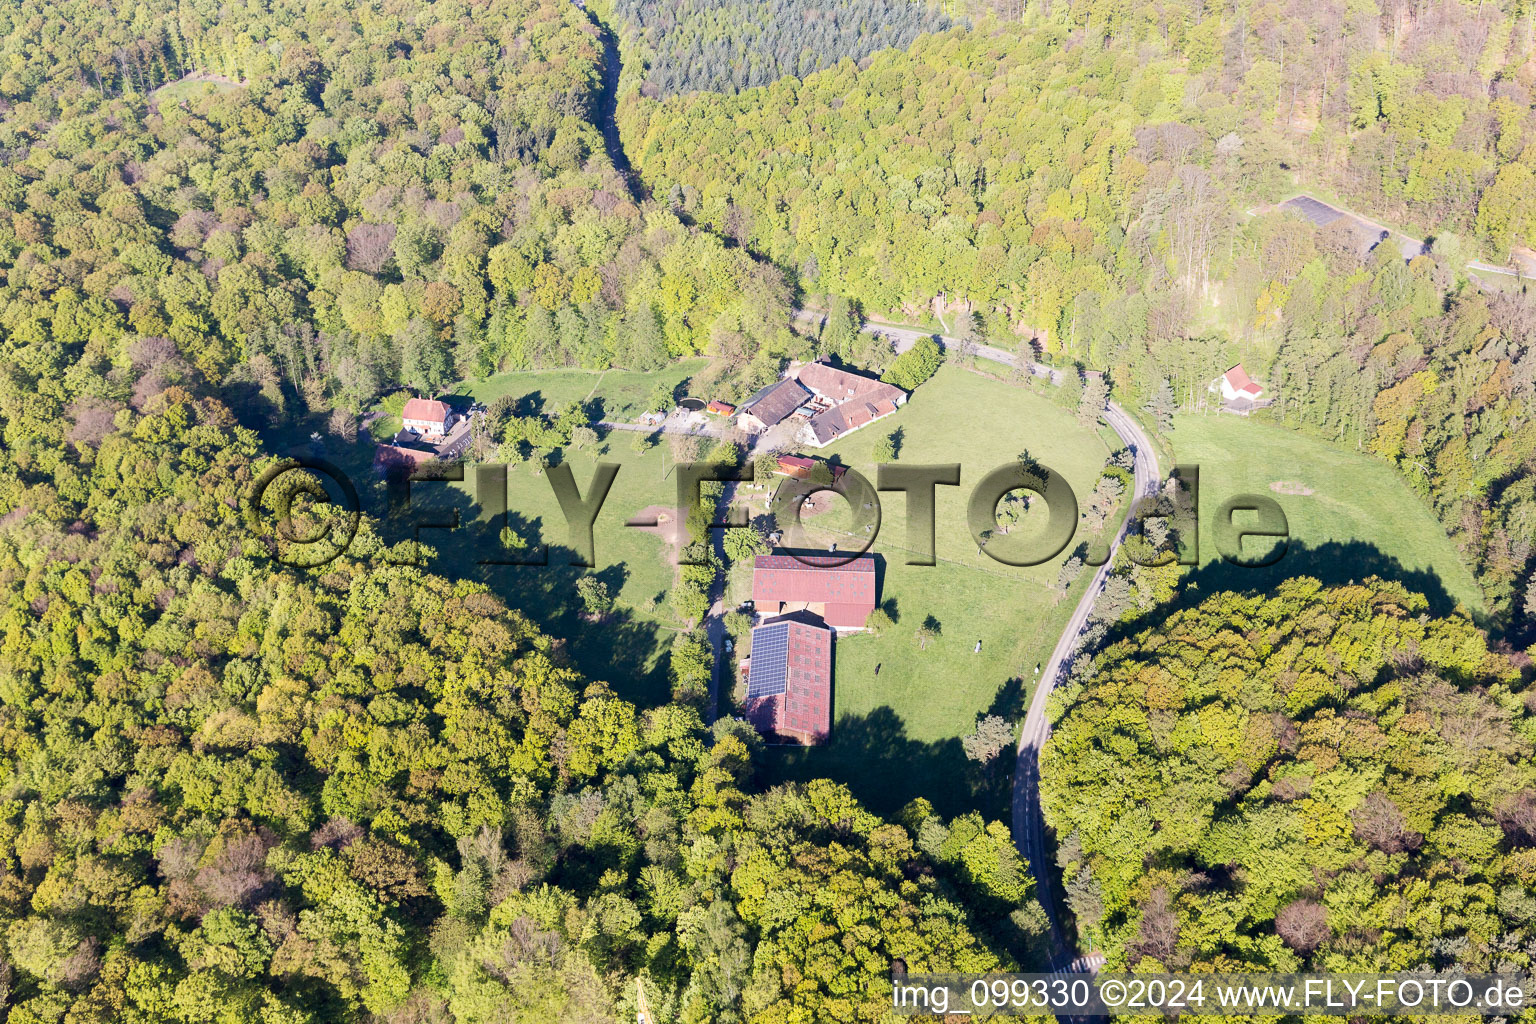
[751,366,1118,818]
[151,72,244,104]
[457,360,709,421]
[1167,413,1484,617]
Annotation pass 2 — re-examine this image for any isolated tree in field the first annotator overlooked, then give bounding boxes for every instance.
[569,424,599,458]
[954,309,980,367]
[913,616,940,650]
[872,428,899,463]
[668,431,703,468]
[648,381,677,416]
[961,715,1014,764]
[1145,377,1176,432]
[1010,338,1037,384]
[631,430,655,456]
[1084,475,1124,532]
[662,431,703,480]
[995,492,1028,533]
[1056,555,1084,593]
[863,607,893,635]
[1078,373,1109,426]
[576,577,613,618]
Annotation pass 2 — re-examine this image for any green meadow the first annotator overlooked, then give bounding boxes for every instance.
[750,366,1119,817]
[1167,413,1484,617]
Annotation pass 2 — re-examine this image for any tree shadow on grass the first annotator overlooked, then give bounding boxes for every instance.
[987,676,1028,722]
[376,469,675,707]
[1207,537,1458,615]
[1191,537,1459,613]
[1099,539,1477,672]
[757,705,1010,820]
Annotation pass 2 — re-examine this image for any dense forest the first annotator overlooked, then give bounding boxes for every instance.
[0,0,801,433]
[1041,577,1536,974]
[0,352,1039,1020]
[0,1,1056,1020]
[622,2,1535,309]
[606,0,953,97]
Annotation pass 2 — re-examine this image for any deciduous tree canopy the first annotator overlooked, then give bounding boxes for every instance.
[1042,578,1536,974]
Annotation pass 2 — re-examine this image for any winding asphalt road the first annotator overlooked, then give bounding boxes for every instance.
[1011,400,1159,971]
[801,309,1161,970]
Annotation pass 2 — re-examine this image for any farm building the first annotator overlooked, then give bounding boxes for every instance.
[774,454,846,481]
[742,616,833,744]
[792,359,906,447]
[737,378,812,434]
[751,553,877,629]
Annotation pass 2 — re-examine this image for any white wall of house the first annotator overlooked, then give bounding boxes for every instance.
[403,415,449,436]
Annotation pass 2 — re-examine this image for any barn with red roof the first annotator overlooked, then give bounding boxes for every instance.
[750,553,877,629]
[742,616,833,744]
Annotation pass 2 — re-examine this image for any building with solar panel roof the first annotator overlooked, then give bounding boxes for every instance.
[742,615,833,744]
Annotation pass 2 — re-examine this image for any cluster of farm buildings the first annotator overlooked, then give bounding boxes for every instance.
[735,357,907,446]
[365,354,1271,748]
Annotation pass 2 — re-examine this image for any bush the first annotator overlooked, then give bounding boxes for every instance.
[881,336,944,391]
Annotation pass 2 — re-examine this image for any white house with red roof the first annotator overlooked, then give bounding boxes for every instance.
[1215,364,1264,402]
[401,397,453,439]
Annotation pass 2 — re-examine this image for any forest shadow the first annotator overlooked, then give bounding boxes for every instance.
[1112,537,1470,647]
[435,390,476,408]
[758,704,1012,820]
[370,461,674,707]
